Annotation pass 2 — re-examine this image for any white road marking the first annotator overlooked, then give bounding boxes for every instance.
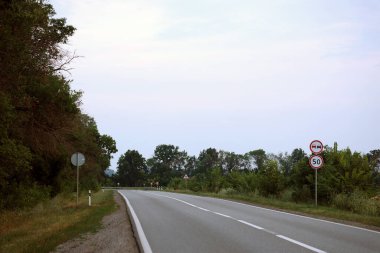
[237,220,264,230]
[183,194,380,235]
[276,235,327,253]
[150,192,329,252]
[213,212,232,218]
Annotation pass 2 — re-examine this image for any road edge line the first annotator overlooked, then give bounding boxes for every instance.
[118,190,153,253]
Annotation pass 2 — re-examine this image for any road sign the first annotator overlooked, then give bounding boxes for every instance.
[71,152,85,206]
[183,174,189,180]
[309,155,324,169]
[71,152,85,166]
[310,140,323,154]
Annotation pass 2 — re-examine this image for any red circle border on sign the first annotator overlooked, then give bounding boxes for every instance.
[309,155,324,170]
[309,140,323,155]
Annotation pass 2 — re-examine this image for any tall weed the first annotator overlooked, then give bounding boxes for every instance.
[332,190,380,216]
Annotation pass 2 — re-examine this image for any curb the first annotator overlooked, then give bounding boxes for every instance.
[118,190,153,253]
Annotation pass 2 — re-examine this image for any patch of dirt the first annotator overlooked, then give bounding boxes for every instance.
[52,192,139,253]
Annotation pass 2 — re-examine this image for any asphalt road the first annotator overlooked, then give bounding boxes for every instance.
[119,190,380,253]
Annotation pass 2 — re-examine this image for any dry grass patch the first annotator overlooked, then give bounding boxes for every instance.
[0,190,116,253]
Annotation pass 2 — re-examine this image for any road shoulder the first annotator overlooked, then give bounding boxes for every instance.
[52,191,139,253]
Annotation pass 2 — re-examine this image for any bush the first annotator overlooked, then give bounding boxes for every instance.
[292,185,312,202]
[188,177,203,192]
[258,160,284,197]
[280,189,294,202]
[168,177,182,190]
[1,183,51,209]
[219,188,239,195]
[332,190,380,216]
[225,171,258,194]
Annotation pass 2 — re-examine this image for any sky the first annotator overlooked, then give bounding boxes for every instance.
[50,0,380,171]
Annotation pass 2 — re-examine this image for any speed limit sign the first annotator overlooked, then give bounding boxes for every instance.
[309,155,324,169]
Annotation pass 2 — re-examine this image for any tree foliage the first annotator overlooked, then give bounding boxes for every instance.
[116,150,146,187]
[114,142,379,215]
[0,1,117,209]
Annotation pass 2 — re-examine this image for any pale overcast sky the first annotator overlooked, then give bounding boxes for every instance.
[51,0,380,170]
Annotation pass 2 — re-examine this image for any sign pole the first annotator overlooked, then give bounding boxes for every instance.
[309,140,324,208]
[77,153,79,206]
[71,152,85,207]
[315,169,317,206]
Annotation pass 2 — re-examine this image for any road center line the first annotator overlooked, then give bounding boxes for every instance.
[213,212,232,218]
[237,220,264,230]
[150,192,328,253]
[276,235,327,253]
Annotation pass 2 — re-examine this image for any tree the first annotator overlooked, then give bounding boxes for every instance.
[220,151,243,173]
[258,159,284,197]
[0,1,117,208]
[184,156,196,176]
[290,157,313,202]
[98,134,118,170]
[367,149,380,187]
[116,150,147,187]
[148,144,188,186]
[196,148,220,175]
[321,146,373,196]
[246,149,267,171]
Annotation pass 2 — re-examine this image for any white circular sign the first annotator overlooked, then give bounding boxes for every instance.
[71,152,85,166]
[310,140,323,155]
[309,155,324,169]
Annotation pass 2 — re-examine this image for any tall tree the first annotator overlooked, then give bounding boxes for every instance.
[116,150,147,187]
[246,149,267,171]
[196,148,219,175]
[0,1,117,208]
[148,144,188,186]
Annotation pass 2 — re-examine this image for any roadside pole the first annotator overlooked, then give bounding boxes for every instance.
[309,140,324,207]
[77,153,79,206]
[71,152,85,207]
[315,169,317,206]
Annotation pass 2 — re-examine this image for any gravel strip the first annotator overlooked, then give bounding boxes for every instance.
[52,191,139,253]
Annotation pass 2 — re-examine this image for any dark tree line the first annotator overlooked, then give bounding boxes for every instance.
[0,0,117,209]
[115,144,380,213]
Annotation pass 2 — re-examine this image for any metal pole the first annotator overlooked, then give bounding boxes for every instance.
[315,169,317,206]
[77,153,79,207]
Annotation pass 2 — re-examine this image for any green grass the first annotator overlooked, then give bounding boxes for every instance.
[167,189,380,229]
[0,190,118,253]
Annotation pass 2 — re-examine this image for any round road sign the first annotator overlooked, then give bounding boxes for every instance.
[310,140,323,155]
[71,152,85,166]
[309,155,324,169]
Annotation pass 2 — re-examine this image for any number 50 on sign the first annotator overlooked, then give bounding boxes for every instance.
[309,155,324,169]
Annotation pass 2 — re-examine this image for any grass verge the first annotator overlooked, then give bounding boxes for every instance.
[0,190,117,253]
[167,190,380,230]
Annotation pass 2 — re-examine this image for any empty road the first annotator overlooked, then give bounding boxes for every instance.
[119,190,380,253]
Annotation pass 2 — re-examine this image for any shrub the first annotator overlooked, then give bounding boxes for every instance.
[258,160,284,197]
[2,183,51,209]
[280,189,294,202]
[168,177,182,190]
[292,185,312,202]
[332,190,380,216]
[219,188,239,195]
